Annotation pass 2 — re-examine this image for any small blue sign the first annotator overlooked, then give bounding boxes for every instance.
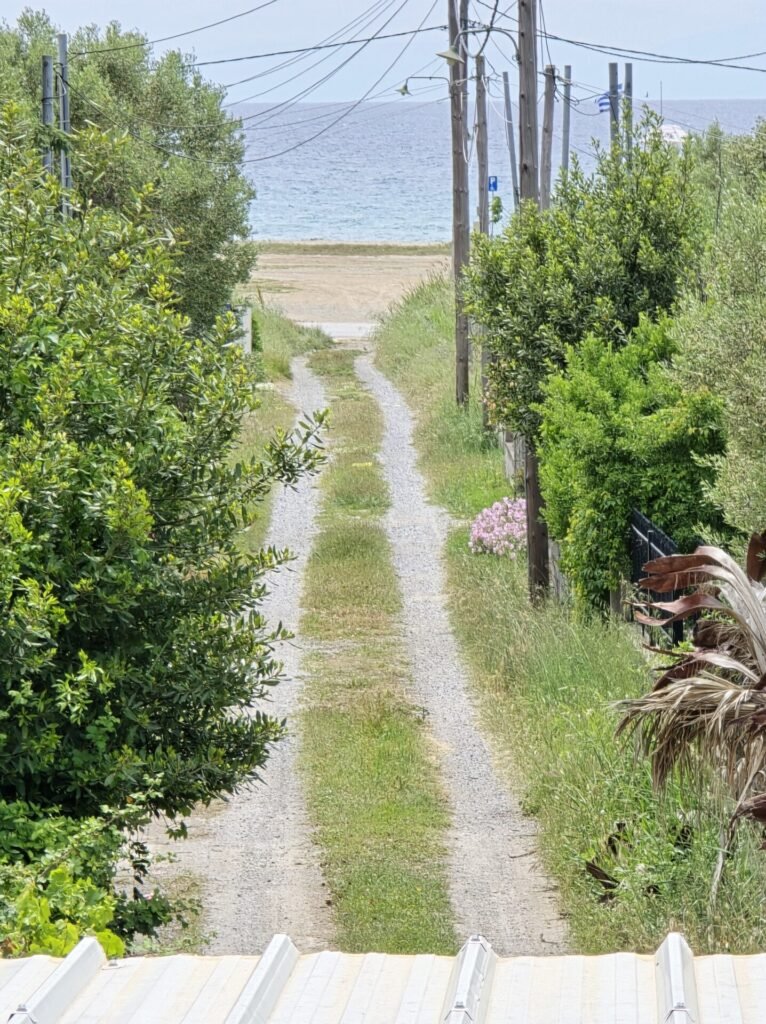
[488,175,498,192]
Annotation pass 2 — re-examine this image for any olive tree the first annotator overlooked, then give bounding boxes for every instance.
[0,10,257,332]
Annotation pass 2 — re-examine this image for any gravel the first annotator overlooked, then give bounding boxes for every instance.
[355,354,567,955]
[148,356,334,955]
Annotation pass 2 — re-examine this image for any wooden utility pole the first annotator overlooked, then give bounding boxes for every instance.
[475,53,491,428]
[449,0,470,406]
[518,0,549,599]
[624,62,633,153]
[561,64,572,173]
[41,55,54,174]
[57,33,72,213]
[502,71,519,209]
[540,64,556,209]
[518,0,539,207]
[609,62,619,146]
[476,54,489,235]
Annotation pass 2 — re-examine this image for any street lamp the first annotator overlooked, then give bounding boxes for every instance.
[396,74,452,96]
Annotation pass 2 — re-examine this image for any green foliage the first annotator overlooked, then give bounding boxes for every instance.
[465,115,700,439]
[448,543,766,953]
[374,278,766,952]
[538,318,724,610]
[0,107,323,820]
[0,801,158,957]
[0,11,256,332]
[671,189,766,541]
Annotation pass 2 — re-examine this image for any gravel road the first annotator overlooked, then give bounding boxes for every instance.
[149,356,334,955]
[355,354,566,955]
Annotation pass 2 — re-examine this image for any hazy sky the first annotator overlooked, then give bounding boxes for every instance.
[5,1,766,104]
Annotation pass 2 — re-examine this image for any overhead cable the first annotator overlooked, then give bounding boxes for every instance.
[183,23,448,68]
[71,0,283,57]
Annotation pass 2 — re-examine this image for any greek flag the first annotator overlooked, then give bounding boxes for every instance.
[596,86,621,112]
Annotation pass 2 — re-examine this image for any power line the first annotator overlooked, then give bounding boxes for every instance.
[474,2,766,75]
[70,0,283,58]
[239,0,441,164]
[542,31,766,73]
[221,0,395,100]
[68,0,412,135]
[228,0,416,133]
[221,0,405,109]
[184,23,448,69]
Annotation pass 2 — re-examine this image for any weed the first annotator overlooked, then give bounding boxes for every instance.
[373,275,766,954]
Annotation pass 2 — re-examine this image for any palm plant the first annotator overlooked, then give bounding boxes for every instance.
[617,533,766,896]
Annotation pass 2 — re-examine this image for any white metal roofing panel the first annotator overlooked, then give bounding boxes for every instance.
[3,932,766,1023]
[0,956,60,1019]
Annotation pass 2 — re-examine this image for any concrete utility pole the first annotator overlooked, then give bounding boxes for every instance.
[449,0,470,406]
[41,55,54,174]
[609,61,619,146]
[57,33,72,213]
[518,0,549,599]
[540,64,556,209]
[502,71,519,209]
[561,64,572,173]
[624,62,633,154]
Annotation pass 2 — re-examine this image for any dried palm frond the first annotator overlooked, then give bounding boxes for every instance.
[618,533,766,808]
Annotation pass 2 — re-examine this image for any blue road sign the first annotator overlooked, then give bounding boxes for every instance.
[488,175,498,192]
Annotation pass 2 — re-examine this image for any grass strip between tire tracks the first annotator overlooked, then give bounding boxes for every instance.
[373,274,766,955]
[299,347,457,955]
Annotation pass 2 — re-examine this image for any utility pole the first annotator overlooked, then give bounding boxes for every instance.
[624,62,633,153]
[475,53,491,428]
[449,0,470,406]
[518,0,549,599]
[561,64,572,173]
[540,64,556,209]
[518,0,539,207]
[609,61,619,146]
[476,54,489,235]
[57,33,72,212]
[502,71,519,209]
[41,55,54,175]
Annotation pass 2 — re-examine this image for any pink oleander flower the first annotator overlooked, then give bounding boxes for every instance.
[469,497,527,559]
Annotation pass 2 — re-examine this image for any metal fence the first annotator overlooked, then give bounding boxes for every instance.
[629,509,686,644]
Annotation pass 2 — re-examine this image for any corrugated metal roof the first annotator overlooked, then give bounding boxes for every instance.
[2,932,765,1023]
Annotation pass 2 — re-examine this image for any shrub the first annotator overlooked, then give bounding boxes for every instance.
[0,106,323,820]
[0,800,167,956]
[469,498,527,558]
[671,190,766,542]
[537,318,724,611]
[464,114,700,441]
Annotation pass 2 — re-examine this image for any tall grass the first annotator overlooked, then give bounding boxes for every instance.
[237,311,330,551]
[253,306,330,380]
[374,275,766,954]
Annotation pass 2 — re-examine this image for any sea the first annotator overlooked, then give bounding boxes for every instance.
[237,98,766,243]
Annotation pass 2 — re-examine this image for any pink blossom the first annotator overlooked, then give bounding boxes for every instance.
[469,497,527,559]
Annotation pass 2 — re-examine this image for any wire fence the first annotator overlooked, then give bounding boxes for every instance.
[629,508,688,645]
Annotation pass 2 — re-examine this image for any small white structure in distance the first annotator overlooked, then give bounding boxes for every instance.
[3,931,766,1023]
[660,123,689,147]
